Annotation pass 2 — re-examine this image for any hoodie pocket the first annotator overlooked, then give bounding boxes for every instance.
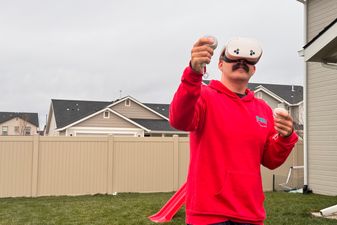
[214,171,265,220]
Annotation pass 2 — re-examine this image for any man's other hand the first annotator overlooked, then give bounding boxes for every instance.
[274,108,294,137]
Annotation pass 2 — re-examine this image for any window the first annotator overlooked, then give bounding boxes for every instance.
[2,126,8,136]
[24,127,31,136]
[103,111,110,118]
[125,99,131,107]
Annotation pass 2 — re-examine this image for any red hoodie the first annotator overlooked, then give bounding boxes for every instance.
[169,67,298,225]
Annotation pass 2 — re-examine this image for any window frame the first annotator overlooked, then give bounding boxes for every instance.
[2,126,9,136]
[103,111,110,119]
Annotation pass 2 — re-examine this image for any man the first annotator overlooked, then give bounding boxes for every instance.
[169,37,298,225]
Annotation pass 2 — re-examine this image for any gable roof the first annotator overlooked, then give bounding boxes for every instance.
[203,81,303,105]
[52,99,112,129]
[56,107,151,132]
[144,103,170,118]
[248,83,303,105]
[0,112,39,127]
[131,119,180,133]
[51,97,170,130]
[106,96,169,120]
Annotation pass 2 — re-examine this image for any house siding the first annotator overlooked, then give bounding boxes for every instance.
[307,0,337,195]
[48,111,59,136]
[0,118,38,136]
[307,0,337,40]
[255,91,282,110]
[76,111,139,128]
[111,100,163,120]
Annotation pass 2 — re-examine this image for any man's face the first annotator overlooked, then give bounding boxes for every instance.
[218,59,256,82]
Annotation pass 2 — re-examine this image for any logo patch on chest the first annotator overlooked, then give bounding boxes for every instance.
[256,115,267,128]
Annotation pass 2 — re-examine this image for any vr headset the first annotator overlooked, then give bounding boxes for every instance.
[220,37,263,65]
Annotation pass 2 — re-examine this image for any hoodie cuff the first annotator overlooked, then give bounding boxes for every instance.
[181,65,203,86]
[277,130,299,145]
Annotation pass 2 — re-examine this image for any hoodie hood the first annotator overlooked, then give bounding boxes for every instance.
[208,80,255,102]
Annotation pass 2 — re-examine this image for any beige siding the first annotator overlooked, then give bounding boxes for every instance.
[256,92,282,109]
[307,62,337,195]
[47,111,59,136]
[111,99,163,119]
[0,117,38,136]
[307,0,337,195]
[307,0,337,40]
[76,111,138,128]
[0,136,301,198]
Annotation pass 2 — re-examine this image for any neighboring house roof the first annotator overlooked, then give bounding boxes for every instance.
[131,119,180,133]
[202,81,303,105]
[56,107,151,132]
[144,103,170,118]
[52,99,112,129]
[105,96,168,120]
[248,83,303,105]
[0,112,39,127]
[50,98,177,133]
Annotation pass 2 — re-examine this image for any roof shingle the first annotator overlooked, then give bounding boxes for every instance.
[131,119,178,132]
[0,112,39,127]
[52,99,112,128]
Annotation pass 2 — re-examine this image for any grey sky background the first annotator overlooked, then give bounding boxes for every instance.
[0,0,304,128]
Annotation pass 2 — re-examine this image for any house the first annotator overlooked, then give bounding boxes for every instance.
[297,0,337,196]
[0,112,39,136]
[203,81,304,136]
[45,96,187,137]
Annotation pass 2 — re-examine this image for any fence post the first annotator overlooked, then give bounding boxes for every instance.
[173,135,179,191]
[107,135,114,194]
[31,135,39,197]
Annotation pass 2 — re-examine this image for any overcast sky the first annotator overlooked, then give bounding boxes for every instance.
[0,0,305,128]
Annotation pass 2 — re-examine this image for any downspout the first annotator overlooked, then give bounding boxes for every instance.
[296,0,310,194]
[320,205,337,217]
[302,0,310,194]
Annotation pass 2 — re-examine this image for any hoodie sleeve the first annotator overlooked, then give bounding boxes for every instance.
[261,108,299,170]
[169,66,206,132]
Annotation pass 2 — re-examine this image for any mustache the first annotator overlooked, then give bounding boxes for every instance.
[232,62,249,73]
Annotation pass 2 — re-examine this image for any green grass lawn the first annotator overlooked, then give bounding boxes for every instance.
[0,192,336,225]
